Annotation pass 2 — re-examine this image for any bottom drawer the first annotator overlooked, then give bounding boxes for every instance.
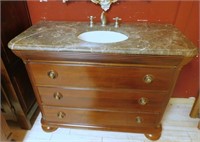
[43,106,159,128]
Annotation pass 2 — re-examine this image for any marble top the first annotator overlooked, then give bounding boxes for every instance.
[8,21,198,57]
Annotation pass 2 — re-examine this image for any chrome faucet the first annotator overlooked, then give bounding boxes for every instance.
[100,11,107,26]
[88,16,96,27]
[113,17,122,28]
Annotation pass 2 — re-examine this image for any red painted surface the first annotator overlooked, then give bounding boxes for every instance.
[28,0,180,24]
[27,0,199,98]
[173,1,199,98]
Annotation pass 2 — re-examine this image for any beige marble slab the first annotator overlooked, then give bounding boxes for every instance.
[8,21,198,57]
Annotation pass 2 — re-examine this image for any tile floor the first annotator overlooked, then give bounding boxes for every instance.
[11,98,200,142]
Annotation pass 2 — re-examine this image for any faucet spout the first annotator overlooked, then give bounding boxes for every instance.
[100,11,107,26]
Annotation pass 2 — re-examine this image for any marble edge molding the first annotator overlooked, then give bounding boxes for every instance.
[8,21,198,57]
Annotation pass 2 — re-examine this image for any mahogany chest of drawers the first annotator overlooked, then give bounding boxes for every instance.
[9,21,197,140]
[12,51,193,140]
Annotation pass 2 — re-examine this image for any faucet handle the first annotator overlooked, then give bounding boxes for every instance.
[113,17,122,28]
[88,16,96,27]
[88,16,96,20]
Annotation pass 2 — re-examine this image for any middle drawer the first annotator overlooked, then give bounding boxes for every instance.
[38,87,167,113]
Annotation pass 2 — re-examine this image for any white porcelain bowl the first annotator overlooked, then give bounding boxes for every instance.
[78,31,128,43]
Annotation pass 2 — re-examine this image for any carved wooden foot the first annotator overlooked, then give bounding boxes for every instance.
[145,133,161,141]
[145,124,162,141]
[41,125,58,132]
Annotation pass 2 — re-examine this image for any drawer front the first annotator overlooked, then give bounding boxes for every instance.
[29,63,175,91]
[43,106,159,127]
[38,87,167,113]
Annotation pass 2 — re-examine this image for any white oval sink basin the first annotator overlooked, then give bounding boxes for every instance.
[78,31,128,43]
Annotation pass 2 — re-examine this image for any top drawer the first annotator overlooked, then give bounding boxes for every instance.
[28,62,175,91]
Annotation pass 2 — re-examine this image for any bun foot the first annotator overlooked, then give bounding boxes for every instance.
[145,124,162,141]
[41,125,58,132]
[145,133,161,141]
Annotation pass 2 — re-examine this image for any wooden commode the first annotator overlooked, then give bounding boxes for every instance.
[8,21,197,140]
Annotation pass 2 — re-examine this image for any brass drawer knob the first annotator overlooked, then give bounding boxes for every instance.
[57,112,66,119]
[135,116,142,124]
[47,70,58,79]
[54,92,63,100]
[143,74,153,84]
[138,97,149,105]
